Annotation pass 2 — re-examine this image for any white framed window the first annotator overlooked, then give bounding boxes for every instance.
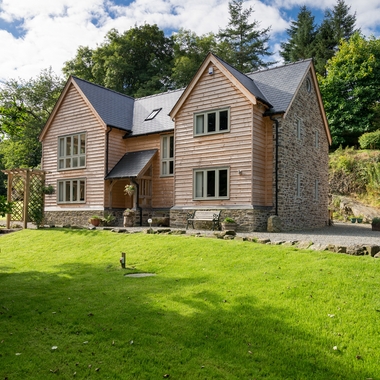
[193,167,229,199]
[58,133,86,170]
[296,173,301,198]
[161,134,174,176]
[194,108,230,136]
[296,119,302,140]
[57,179,85,203]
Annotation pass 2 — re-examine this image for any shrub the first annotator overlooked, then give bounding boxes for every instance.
[359,130,380,149]
[0,196,12,217]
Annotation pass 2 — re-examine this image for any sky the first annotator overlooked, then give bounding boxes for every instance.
[0,0,379,83]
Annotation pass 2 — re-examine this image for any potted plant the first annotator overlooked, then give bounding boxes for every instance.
[123,208,135,227]
[102,212,116,226]
[356,215,363,223]
[221,217,237,231]
[124,184,135,196]
[42,184,55,195]
[371,217,380,231]
[89,215,102,227]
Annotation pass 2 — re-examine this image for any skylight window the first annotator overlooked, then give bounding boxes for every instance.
[145,108,162,121]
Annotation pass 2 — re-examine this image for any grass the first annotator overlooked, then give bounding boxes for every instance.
[1,229,380,379]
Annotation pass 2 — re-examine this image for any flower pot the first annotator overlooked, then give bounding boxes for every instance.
[221,222,237,232]
[123,216,134,227]
[372,224,380,231]
[357,218,363,223]
[351,218,356,223]
[90,218,100,227]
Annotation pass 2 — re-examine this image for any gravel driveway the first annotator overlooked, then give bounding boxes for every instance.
[237,222,380,247]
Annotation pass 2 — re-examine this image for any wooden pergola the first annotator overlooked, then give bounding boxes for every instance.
[2,168,47,229]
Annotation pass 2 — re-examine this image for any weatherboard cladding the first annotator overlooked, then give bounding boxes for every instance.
[105,149,157,179]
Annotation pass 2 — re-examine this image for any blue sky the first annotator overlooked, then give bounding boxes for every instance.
[0,0,379,82]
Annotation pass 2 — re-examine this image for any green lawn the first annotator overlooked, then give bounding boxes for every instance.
[1,229,379,379]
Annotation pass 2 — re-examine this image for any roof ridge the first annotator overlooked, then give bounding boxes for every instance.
[247,58,313,75]
[135,87,185,101]
[72,76,135,100]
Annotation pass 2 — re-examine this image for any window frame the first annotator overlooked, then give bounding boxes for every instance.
[145,108,162,121]
[194,108,230,136]
[58,132,86,171]
[296,173,301,198]
[57,178,86,204]
[193,167,230,200]
[160,134,174,177]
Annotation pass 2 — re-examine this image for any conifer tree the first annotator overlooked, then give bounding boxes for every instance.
[280,6,317,63]
[218,0,273,72]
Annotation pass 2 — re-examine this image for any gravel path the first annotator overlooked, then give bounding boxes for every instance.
[236,222,380,246]
[187,222,380,247]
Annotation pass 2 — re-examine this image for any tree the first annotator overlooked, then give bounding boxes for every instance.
[218,0,273,72]
[63,24,174,97]
[171,29,219,88]
[319,33,380,148]
[280,6,317,63]
[314,0,358,76]
[0,68,64,169]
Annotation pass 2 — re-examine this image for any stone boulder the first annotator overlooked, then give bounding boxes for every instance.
[267,215,282,232]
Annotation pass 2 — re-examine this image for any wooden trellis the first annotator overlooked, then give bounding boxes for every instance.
[2,169,47,229]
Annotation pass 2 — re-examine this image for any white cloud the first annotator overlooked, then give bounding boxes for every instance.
[0,0,379,82]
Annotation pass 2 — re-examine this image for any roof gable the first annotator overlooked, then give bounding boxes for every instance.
[170,53,272,119]
[247,59,312,115]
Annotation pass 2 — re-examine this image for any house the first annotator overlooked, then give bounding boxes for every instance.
[39,53,331,231]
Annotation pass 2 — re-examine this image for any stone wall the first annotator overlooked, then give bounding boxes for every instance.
[274,72,330,231]
[44,208,171,227]
[170,207,273,232]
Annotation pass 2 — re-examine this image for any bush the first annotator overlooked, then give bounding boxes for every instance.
[359,130,380,149]
[0,196,12,217]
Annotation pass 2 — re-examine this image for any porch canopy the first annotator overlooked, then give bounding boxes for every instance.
[105,149,157,180]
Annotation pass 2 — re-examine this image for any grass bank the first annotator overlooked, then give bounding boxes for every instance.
[1,229,379,379]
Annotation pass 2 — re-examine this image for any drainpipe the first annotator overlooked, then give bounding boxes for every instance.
[131,178,142,226]
[270,116,279,216]
[105,126,113,176]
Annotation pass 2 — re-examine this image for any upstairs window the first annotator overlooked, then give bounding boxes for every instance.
[296,119,302,140]
[161,134,174,176]
[58,133,86,170]
[194,108,229,136]
[194,167,229,199]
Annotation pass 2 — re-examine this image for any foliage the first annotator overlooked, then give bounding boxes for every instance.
[0,68,65,169]
[217,0,274,72]
[63,25,174,97]
[314,0,358,76]
[319,33,380,148]
[280,6,317,63]
[223,217,236,223]
[102,212,116,226]
[329,147,380,206]
[1,230,380,379]
[171,29,219,88]
[359,129,380,149]
[0,195,12,217]
[372,216,380,224]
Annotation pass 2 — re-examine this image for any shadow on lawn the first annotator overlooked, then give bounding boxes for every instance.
[1,262,371,380]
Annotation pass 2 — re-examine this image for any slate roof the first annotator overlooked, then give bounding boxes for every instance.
[73,77,135,131]
[130,89,184,137]
[247,59,312,114]
[105,149,158,179]
[72,57,312,135]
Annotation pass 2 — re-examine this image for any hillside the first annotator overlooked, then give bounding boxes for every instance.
[329,148,380,222]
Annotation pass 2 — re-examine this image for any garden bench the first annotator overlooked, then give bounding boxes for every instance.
[186,210,221,231]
